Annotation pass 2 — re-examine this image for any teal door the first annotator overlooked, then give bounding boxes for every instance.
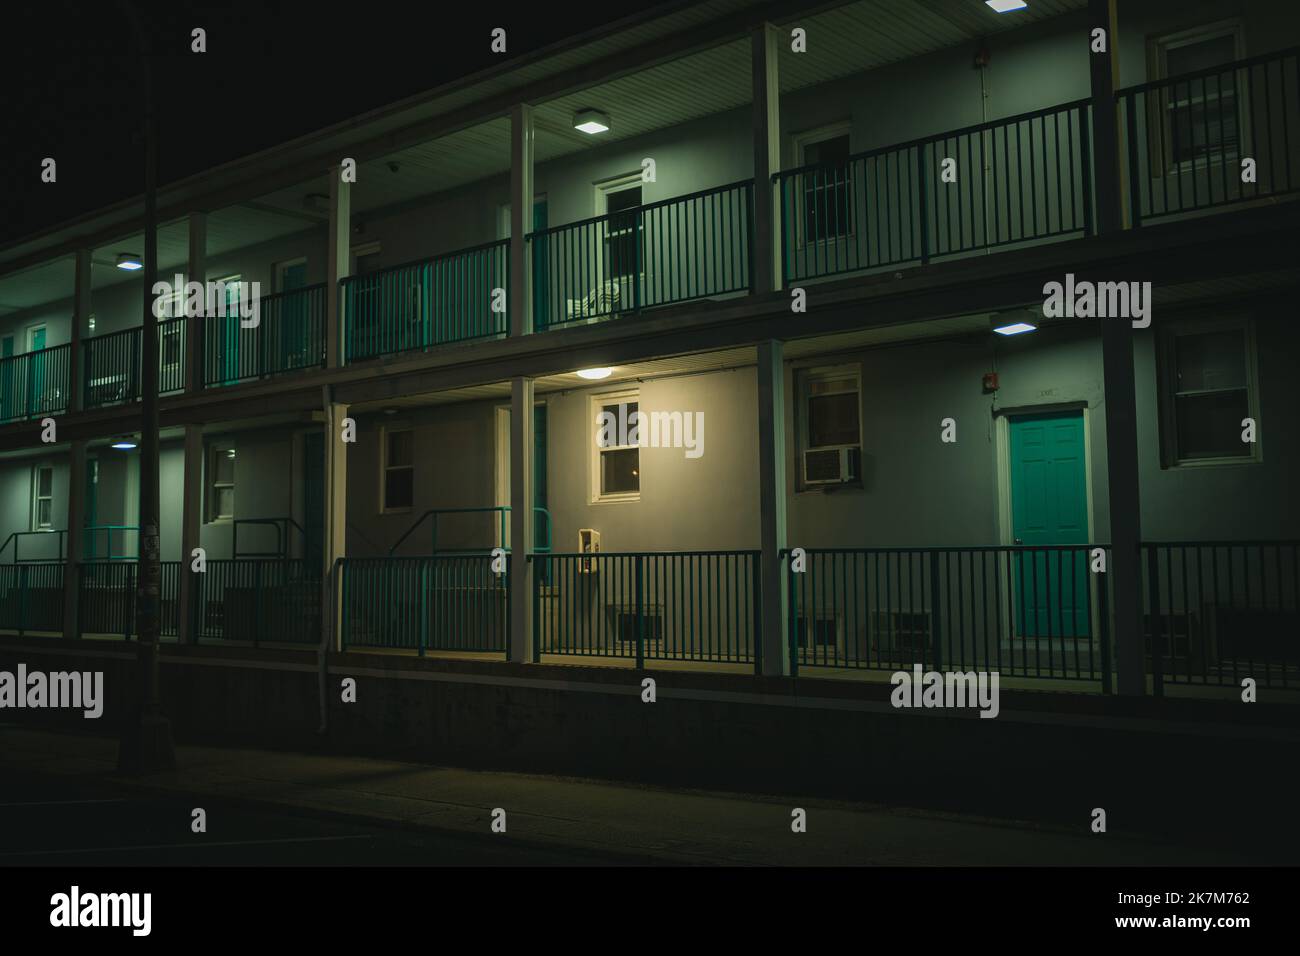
[531,199,549,331]
[303,432,324,570]
[221,282,241,384]
[1009,411,1090,638]
[280,263,306,371]
[0,336,12,421]
[28,327,46,414]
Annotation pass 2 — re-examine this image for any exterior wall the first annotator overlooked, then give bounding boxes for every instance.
[197,428,301,560]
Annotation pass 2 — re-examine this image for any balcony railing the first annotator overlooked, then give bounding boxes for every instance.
[784,546,1111,685]
[76,561,182,639]
[532,550,760,668]
[341,241,508,364]
[530,180,754,330]
[81,319,187,408]
[339,554,508,654]
[777,100,1094,284]
[0,344,70,424]
[1120,47,1300,226]
[203,284,326,387]
[188,559,320,644]
[0,562,64,635]
[1143,541,1298,691]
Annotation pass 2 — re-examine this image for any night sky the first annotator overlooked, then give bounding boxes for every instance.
[0,1,685,247]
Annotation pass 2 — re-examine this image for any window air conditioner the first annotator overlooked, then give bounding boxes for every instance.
[803,446,861,486]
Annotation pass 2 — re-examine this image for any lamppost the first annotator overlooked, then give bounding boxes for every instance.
[116,0,174,772]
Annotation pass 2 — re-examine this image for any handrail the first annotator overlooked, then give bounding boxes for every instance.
[0,530,66,564]
[1115,45,1300,97]
[232,516,307,559]
[388,505,552,556]
[84,524,140,561]
[527,178,758,237]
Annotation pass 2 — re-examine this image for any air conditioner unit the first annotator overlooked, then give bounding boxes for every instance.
[803,446,861,486]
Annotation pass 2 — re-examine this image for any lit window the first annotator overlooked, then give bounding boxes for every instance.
[32,464,54,530]
[382,428,414,512]
[592,390,640,501]
[208,443,236,520]
[1160,319,1259,465]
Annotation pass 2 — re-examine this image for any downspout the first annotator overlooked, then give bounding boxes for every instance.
[977,41,993,253]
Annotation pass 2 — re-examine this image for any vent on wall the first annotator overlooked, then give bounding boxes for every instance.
[803,446,861,485]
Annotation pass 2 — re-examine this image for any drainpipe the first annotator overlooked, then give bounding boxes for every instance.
[317,384,331,735]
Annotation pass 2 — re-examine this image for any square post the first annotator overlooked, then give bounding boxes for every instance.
[509,377,535,663]
[186,212,206,392]
[326,168,352,368]
[751,22,782,295]
[757,340,789,675]
[510,104,535,338]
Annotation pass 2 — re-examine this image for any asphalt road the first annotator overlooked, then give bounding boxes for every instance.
[0,769,651,866]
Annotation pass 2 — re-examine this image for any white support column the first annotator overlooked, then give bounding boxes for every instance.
[69,249,92,413]
[509,104,535,338]
[751,22,782,296]
[61,440,88,640]
[326,168,352,368]
[186,212,206,393]
[322,395,349,650]
[177,426,203,643]
[508,377,534,663]
[756,340,789,675]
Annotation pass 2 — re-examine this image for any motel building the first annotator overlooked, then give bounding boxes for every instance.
[0,0,1297,706]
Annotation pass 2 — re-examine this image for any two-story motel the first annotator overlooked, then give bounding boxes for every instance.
[0,0,1297,699]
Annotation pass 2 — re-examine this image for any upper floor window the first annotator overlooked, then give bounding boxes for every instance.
[795,124,854,245]
[592,388,640,502]
[797,365,862,490]
[600,179,643,283]
[1152,22,1244,170]
[382,427,414,512]
[31,464,53,530]
[1159,317,1259,466]
[207,442,236,521]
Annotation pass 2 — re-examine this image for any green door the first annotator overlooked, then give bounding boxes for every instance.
[279,263,307,372]
[531,199,549,331]
[0,336,12,421]
[28,327,46,414]
[303,431,324,571]
[221,282,241,384]
[1009,411,1090,638]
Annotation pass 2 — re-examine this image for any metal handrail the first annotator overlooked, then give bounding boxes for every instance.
[232,516,308,559]
[388,505,552,557]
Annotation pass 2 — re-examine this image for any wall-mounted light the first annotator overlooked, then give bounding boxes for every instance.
[985,0,1028,12]
[576,367,613,380]
[573,109,611,135]
[111,436,138,450]
[992,310,1038,336]
[115,253,143,271]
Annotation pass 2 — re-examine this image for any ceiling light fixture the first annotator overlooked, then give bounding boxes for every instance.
[115,253,143,271]
[573,109,611,135]
[985,0,1028,12]
[576,367,613,380]
[111,436,138,450]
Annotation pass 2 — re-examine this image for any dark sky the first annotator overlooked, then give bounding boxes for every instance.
[0,1,685,247]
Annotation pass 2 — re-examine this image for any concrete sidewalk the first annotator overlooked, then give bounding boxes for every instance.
[0,726,1259,866]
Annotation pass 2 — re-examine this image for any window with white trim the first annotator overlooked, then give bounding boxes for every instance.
[592,388,640,501]
[1159,317,1259,466]
[794,123,854,245]
[1151,21,1244,171]
[31,464,53,530]
[797,365,863,489]
[382,427,414,512]
[207,442,236,521]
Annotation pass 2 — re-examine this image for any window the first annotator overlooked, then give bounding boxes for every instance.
[1152,22,1244,170]
[796,124,854,244]
[31,464,53,530]
[592,389,640,501]
[797,365,863,489]
[1159,318,1259,465]
[208,443,236,521]
[382,427,414,512]
[603,184,643,281]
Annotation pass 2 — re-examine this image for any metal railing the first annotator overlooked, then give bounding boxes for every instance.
[532,550,760,668]
[776,100,1093,283]
[83,525,139,561]
[187,559,320,644]
[1119,47,1300,226]
[339,554,508,654]
[82,319,187,408]
[0,344,70,423]
[203,284,326,387]
[0,563,65,634]
[387,505,552,558]
[341,241,508,364]
[1142,541,1297,691]
[232,516,307,559]
[76,561,182,639]
[0,530,66,564]
[530,180,753,330]
[784,546,1111,685]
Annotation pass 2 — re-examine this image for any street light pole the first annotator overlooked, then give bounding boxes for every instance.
[117,0,174,772]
